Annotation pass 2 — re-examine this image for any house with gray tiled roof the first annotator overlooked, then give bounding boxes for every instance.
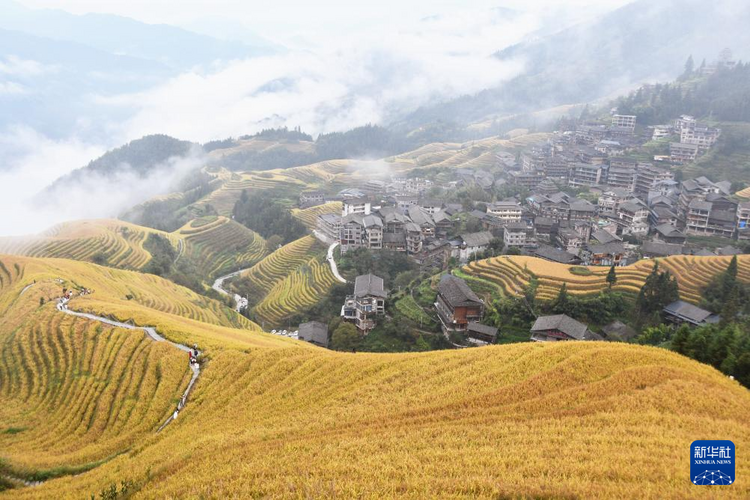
[341,274,387,333]
[663,301,720,327]
[435,274,484,335]
[530,314,602,342]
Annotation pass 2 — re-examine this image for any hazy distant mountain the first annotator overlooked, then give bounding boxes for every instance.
[0,0,279,142]
[0,27,173,141]
[397,0,750,135]
[39,135,200,210]
[0,0,276,71]
[49,134,197,185]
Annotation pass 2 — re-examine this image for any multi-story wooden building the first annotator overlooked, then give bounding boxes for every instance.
[341,274,387,334]
[435,275,484,335]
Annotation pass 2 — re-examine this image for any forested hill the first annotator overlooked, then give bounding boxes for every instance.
[396,0,750,137]
[613,63,750,125]
[82,135,195,177]
[46,134,197,188]
[208,124,417,172]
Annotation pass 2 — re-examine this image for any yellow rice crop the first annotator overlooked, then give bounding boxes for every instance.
[176,216,267,281]
[0,220,178,271]
[1,254,750,499]
[291,202,343,229]
[463,254,750,303]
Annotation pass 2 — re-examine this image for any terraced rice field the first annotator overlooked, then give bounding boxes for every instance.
[2,255,750,499]
[198,170,309,215]
[6,338,750,499]
[282,160,349,184]
[463,254,750,302]
[253,257,337,326]
[0,304,189,471]
[240,236,321,291]
[0,256,268,353]
[192,133,547,217]
[0,220,175,271]
[0,259,24,293]
[176,216,267,281]
[386,134,549,174]
[0,255,299,481]
[736,186,750,199]
[291,202,342,229]
[238,235,335,326]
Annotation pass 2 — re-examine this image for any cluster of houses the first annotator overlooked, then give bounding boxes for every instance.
[295,273,389,348]
[297,270,501,346]
[289,103,745,350]
[295,264,723,349]
[302,108,746,273]
[315,194,497,269]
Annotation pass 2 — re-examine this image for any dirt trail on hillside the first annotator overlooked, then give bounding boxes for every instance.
[56,296,200,432]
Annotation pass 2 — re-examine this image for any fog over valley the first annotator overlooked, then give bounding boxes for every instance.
[3,2,750,498]
[1,0,749,235]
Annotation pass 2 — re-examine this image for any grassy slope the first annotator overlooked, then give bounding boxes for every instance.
[0,256,749,498]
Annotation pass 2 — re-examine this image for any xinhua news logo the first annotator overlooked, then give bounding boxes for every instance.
[691,440,735,486]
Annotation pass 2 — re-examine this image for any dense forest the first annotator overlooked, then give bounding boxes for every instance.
[58,134,196,181]
[232,189,307,244]
[239,126,313,142]
[212,124,417,172]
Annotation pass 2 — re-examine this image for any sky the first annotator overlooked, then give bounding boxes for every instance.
[13,0,630,43]
[0,0,634,236]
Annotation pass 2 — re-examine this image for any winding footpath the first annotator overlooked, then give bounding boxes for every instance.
[173,238,185,265]
[326,242,347,284]
[212,269,250,312]
[56,296,200,432]
[213,236,346,314]
[3,285,202,489]
[313,230,347,284]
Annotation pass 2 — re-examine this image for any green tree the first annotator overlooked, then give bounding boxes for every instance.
[330,323,361,352]
[415,335,431,351]
[720,285,741,325]
[606,264,617,289]
[232,189,307,244]
[681,55,695,79]
[265,235,283,254]
[734,352,750,388]
[551,283,570,314]
[721,255,738,299]
[684,328,710,363]
[671,324,691,353]
[143,233,177,277]
[634,262,679,324]
[635,324,673,346]
[707,325,737,369]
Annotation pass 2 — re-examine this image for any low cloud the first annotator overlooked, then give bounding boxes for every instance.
[0,2,623,237]
[0,127,203,236]
[0,127,104,235]
[0,55,53,77]
[0,81,26,94]
[97,8,536,142]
